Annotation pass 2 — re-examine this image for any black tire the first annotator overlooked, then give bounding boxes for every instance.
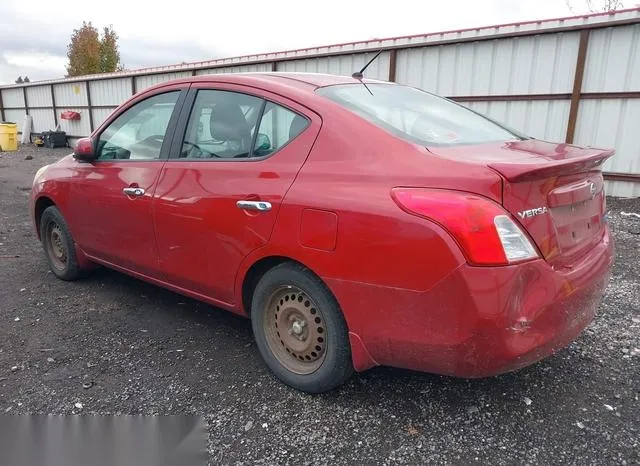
[39,206,88,281]
[251,262,353,393]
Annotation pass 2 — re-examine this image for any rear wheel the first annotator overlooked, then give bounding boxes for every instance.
[251,263,353,393]
[39,206,89,281]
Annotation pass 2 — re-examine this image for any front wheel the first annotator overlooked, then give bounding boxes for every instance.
[251,263,353,393]
[39,206,89,281]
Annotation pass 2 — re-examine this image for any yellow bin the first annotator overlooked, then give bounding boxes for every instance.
[0,122,18,152]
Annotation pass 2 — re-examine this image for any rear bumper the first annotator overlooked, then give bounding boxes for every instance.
[329,226,614,377]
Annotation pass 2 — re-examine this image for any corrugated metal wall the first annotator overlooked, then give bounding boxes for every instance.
[278,51,391,81]
[395,32,580,144]
[196,63,272,75]
[91,108,116,130]
[575,23,640,197]
[89,78,131,106]
[28,109,56,134]
[463,100,571,143]
[53,82,88,106]
[582,24,640,93]
[396,33,580,96]
[4,109,25,132]
[26,86,52,107]
[135,71,193,92]
[1,9,639,196]
[2,88,24,108]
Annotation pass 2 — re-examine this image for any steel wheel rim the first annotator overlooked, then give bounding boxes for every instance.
[46,222,67,270]
[263,286,327,375]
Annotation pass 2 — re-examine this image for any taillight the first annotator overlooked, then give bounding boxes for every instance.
[391,188,538,266]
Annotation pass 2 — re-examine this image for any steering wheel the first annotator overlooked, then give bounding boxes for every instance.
[182,140,220,158]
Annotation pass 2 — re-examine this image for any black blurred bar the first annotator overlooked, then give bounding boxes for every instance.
[0,415,208,466]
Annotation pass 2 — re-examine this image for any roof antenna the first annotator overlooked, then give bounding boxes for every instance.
[352,49,383,79]
[351,49,383,95]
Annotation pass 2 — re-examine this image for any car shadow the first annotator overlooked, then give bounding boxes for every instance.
[78,265,584,409]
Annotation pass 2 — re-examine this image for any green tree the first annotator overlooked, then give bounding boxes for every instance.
[100,26,123,73]
[66,22,123,77]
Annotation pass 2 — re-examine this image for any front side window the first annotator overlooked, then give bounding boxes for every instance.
[96,91,179,160]
[316,83,525,147]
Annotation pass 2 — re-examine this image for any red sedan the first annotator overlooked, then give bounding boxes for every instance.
[30,72,614,393]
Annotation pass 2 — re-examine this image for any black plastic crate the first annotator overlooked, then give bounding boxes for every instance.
[42,131,67,148]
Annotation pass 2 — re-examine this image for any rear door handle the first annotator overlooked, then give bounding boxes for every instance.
[123,187,145,197]
[236,200,272,212]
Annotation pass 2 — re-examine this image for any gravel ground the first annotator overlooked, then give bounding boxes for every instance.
[1,145,639,465]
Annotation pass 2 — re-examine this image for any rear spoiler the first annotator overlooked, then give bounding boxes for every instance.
[489,148,615,182]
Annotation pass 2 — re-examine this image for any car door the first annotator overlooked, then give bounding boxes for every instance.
[152,83,321,306]
[67,86,187,278]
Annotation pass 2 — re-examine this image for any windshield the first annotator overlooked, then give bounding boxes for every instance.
[316,83,526,146]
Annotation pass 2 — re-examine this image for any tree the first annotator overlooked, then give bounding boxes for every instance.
[66,21,123,77]
[23,76,30,83]
[566,0,625,12]
[587,0,624,10]
[66,22,101,76]
[15,77,23,84]
[100,26,123,73]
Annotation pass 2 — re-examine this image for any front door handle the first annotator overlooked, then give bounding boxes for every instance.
[123,187,145,197]
[236,200,272,212]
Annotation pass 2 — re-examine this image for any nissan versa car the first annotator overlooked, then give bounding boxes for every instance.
[30,72,614,393]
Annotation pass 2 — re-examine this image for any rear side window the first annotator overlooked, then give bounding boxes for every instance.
[179,90,309,160]
[253,102,309,157]
[316,83,525,147]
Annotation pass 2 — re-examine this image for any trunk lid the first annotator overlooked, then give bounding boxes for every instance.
[428,139,614,267]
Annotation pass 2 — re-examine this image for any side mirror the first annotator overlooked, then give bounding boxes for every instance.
[73,137,96,161]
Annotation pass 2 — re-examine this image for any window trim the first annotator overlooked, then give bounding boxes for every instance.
[92,88,187,163]
[167,87,311,163]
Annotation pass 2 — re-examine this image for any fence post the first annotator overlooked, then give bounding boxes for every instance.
[0,89,5,122]
[85,81,94,133]
[50,84,58,127]
[565,29,590,144]
[131,76,137,96]
[22,86,29,116]
[388,49,397,82]
[22,86,29,141]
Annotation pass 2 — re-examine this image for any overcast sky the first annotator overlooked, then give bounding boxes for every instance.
[0,0,620,84]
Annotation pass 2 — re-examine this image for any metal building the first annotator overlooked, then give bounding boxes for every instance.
[1,8,639,196]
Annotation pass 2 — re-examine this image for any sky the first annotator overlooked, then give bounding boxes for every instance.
[0,0,624,84]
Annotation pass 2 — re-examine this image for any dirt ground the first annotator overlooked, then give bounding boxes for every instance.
[1,145,639,465]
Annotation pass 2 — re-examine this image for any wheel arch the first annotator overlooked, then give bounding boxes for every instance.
[240,254,378,374]
[33,195,57,240]
[241,255,313,318]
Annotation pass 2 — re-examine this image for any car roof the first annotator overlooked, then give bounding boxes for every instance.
[143,72,392,96]
[254,72,388,87]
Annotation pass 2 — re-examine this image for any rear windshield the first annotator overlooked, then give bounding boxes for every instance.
[316,83,525,146]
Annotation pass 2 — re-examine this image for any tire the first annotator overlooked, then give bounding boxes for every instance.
[39,206,88,281]
[251,262,353,393]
